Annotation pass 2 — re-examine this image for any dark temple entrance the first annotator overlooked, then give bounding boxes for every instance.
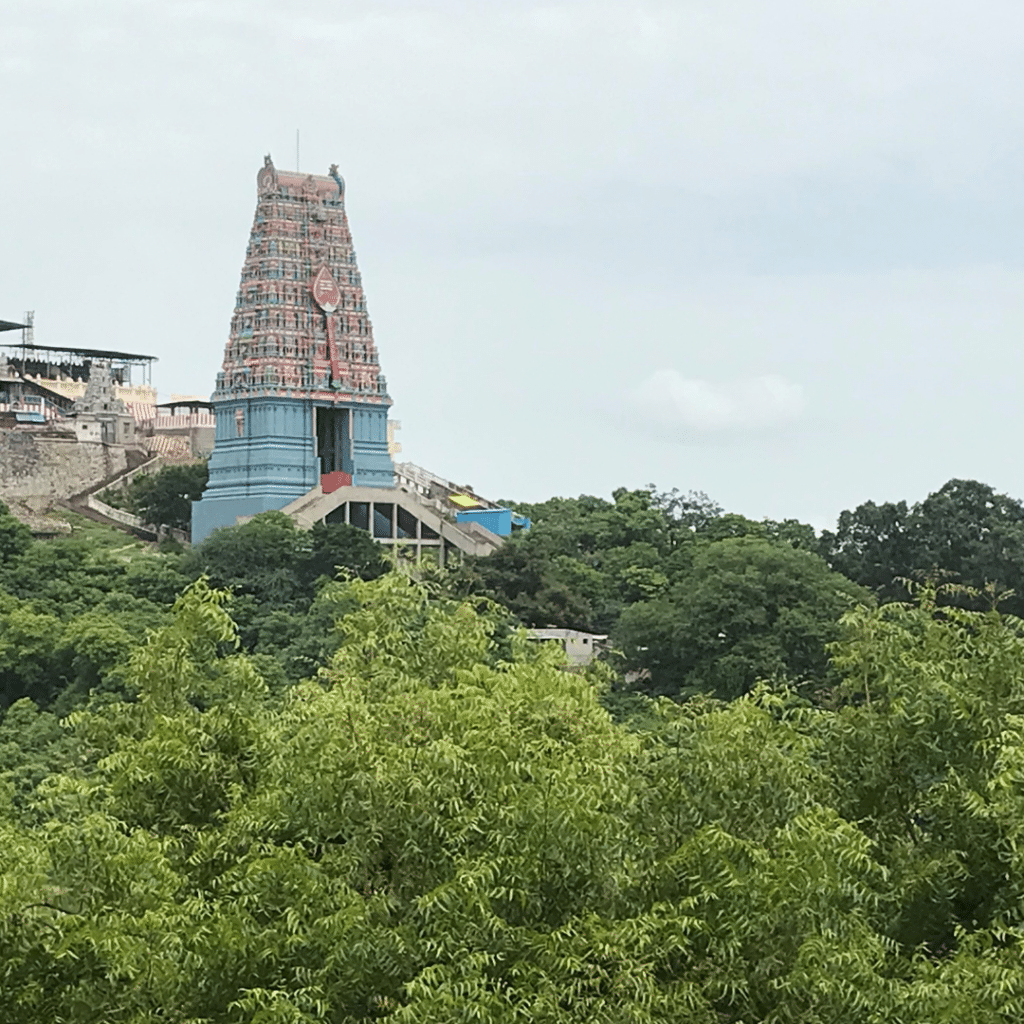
[316,407,352,476]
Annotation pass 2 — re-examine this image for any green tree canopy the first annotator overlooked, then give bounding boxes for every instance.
[182,511,315,609]
[183,511,388,611]
[467,487,820,644]
[104,459,209,532]
[615,536,868,699]
[821,478,1024,614]
[0,501,32,563]
[5,576,1024,1019]
[465,487,723,632]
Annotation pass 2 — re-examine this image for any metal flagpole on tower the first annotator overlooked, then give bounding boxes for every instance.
[296,129,300,171]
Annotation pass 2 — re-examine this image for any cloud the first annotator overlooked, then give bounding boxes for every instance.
[630,370,805,434]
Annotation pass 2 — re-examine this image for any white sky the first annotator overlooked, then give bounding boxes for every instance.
[3,0,1024,527]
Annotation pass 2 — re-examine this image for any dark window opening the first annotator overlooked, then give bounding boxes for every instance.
[349,502,369,531]
[397,506,417,539]
[373,503,394,539]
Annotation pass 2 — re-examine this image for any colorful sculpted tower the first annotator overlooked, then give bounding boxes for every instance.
[192,156,394,542]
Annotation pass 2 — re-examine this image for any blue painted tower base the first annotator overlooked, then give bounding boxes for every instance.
[192,493,298,542]
[192,396,393,544]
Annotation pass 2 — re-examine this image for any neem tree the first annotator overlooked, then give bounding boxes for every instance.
[5,575,1024,1021]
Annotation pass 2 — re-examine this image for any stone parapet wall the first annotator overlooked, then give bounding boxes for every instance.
[85,493,146,530]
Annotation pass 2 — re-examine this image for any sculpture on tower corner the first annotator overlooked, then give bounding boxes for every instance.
[328,163,345,197]
[191,156,395,543]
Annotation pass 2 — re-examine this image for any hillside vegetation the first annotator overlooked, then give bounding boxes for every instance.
[4,477,1024,1020]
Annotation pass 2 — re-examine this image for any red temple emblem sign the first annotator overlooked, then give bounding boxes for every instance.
[311,265,341,313]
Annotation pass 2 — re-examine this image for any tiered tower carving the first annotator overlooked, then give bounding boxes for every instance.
[192,157,395,542]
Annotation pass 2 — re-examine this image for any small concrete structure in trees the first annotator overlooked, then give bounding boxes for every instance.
[526,629,609,668]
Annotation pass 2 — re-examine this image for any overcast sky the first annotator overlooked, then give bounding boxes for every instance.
[3,0,1024,527]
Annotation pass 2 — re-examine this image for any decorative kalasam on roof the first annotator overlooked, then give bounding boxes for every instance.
[214,155,389,406]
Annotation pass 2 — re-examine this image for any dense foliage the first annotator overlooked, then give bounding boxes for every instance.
[5,573,1024,1020]
[102,460,209,533]
[460,487,863,700]
[6,477,1024,1018]
[0,505,387,709]
[614,536,865,699]
[819,478,1024,613]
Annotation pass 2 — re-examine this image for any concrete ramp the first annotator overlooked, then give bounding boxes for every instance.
[280,483,504,561]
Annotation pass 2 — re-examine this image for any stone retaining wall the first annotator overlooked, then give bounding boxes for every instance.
[0,431,130,502]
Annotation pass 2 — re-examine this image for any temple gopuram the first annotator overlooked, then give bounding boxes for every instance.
[192,157,529,560]
[192,156,395,541]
